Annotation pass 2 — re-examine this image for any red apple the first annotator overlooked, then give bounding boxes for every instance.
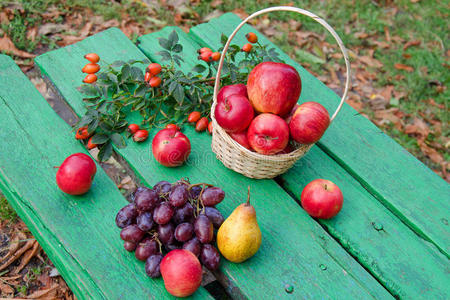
[215,94,254,133]
[290,102,330,144]
[229,130,251,150]
[217,84,247,103]
[152,129,191,167]
[160,249,202,297]
[278,143,294,154]
[56,153,97,195]
[247,113,289,155]
[301,179,343,219]
[247,62,301,116]
[284,104,300,124]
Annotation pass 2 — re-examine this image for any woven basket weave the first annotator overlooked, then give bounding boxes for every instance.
[211,6,351,179]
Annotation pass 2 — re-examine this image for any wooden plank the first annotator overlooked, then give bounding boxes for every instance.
[188,12,450,258]
[36,28,391,299]
[0,54,212,300]
[139,27,450,299]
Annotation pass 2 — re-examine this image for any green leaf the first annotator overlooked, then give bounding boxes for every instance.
[77,84,98,96]
[295,49,325,65]
[91,133,110,144]
[192,64,206,73]
[168,30,179,48]
[173,55,184,67]
[130,67,144,81]
[111,60,125,68]
[173,84,185,104]
[172,44,183,53]
[87,118,99,133]
[134,84,147,97]
[220,33,228,44]
[158,37,171,50]
[98,142,113,162]
[121,64,131,81]
[157,50,171,61]
[168,81,178,95]
[111,133,126,149]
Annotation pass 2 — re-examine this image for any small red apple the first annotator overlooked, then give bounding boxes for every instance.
[215,94,254,133]
[290,102,330,144]
[152,129,191,167]
[217,84,248,103]
[160,249,202,297]
[56,153,97,195]
[247,113,289,155]
[247,62,301,116]
[229,130,251,150]
[301,179,343,219]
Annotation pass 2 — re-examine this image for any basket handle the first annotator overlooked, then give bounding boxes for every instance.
[213,6,351,122]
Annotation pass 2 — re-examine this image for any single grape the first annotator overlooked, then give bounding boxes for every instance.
[132,186,147,202]
[157,223,174,245]
[174,223,194,242]
[200,244,220,271]
[145,254,164,278]
[153,181,171,195]
[194,214,213,244]
[165,241,182,251]
[169,185,189,207]
[189,186,203,200]
[172,203,194,224]
[204,207,224,229]
[115,203,138,228]
[136,212,154,231]
[135,188,159,212]
[124,241,137,252]
[135,238,159,261]
[153,202,175,224]
[201,187,225,206]
[182,237,202,257]
[120,225,145,243]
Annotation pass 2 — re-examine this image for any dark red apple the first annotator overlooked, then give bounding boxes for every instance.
[290,102,330,144]
[247,113,289,155]
[247,62,301,116]
[278,143,294,154]
[160,249,202,297]
[56,153,97,195]
[229,130,251,150]
[217,84,247,103]
[152,128,191,167]
[301,179,343,219]
[215,94,254,133]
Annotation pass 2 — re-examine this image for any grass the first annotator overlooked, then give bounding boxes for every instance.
[0,194,17,222]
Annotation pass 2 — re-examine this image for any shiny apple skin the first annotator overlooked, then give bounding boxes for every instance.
[229,130,252,150]
[301,179,343,219]
[247,113,289,155]
[247,62,301,116]
[56,153,97,195]
[160,249,202,297]
[217,84,248,103]
[152,129,191,167]
[289,102,330,144]
[215,94,254,133]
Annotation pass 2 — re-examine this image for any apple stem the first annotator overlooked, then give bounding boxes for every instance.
[324,184,328,190]
[246,186,251,205]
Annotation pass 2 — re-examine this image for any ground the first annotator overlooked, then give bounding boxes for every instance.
[0,0,448,298]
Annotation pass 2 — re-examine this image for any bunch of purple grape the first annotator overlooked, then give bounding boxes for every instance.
[115,179,225,278]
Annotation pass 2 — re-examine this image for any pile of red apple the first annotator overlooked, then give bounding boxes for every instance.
[215,61,330,155]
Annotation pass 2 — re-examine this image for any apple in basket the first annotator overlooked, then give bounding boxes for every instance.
[247,113,289,155]
[289,102,330,144]
[247,62,301,116]
[217,83,248,103]
[215,94,254,133]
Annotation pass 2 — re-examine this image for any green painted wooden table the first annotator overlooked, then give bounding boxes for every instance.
[1,13,449,300]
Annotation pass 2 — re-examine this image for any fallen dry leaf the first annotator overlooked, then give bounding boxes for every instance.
[394,63,414,72]
[26,285,58,299]
[380,85,394,101]
[0,282,14,294]
[404,117,430,139]
[359,55,383,68]
[0,239,35,271]
[14,240,40,274]
[0,35,35,58]
[418,141,443,164]
[403,40,421,50]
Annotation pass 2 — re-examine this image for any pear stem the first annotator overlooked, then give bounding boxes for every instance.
[246,186,251,206]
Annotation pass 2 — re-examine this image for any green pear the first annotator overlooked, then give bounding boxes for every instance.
[217,187,262,263]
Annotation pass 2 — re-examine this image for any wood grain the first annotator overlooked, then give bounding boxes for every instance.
[35,28,391,299]
[0,54,212,300]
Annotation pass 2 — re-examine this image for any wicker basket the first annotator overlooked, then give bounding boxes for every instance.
[211,6,351,179]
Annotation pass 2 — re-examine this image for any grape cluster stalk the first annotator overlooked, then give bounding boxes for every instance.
[115,178,225,277]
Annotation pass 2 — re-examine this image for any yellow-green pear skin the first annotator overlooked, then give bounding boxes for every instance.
[217,202,262,263]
